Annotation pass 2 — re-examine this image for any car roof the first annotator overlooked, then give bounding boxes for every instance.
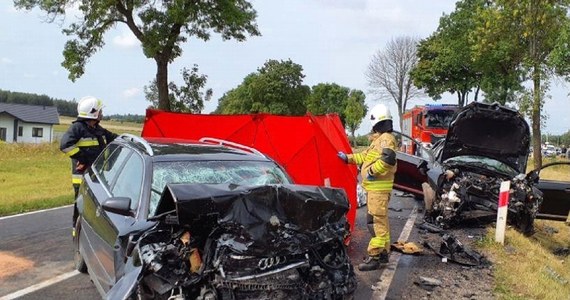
[115,135,272,162]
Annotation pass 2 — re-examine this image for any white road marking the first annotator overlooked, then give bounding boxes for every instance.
[372,205,419,299]
[0,205,72,221]
[0,270,80,300]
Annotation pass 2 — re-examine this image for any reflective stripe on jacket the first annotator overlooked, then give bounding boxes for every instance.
[60,119,117,184]
[347,132,397,192]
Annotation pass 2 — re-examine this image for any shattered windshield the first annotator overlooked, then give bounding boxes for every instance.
[149,160,291,216]
[425,110,455,129]
[444,155,518,176]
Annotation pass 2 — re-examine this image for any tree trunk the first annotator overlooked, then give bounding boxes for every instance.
[398,104,403,132]
[351,129,356,147]
[457,92,467,107]
[532,66,542,169]
[474,86,480,102]
[156,57,171,111]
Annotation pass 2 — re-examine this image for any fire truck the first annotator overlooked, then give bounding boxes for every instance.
[401,104,459,155]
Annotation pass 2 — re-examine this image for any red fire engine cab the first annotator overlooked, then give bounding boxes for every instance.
[401,104,459,155]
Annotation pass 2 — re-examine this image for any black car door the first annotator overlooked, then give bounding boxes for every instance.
[82,145,133,291]
[536,163,570,221]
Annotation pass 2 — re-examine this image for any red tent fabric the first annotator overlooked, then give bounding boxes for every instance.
[141,109,359,230]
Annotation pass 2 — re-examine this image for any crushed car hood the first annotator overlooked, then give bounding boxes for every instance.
[441,102,530,173]
[153,183,350,252]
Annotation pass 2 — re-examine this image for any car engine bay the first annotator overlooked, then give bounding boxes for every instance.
[424,165,543,234]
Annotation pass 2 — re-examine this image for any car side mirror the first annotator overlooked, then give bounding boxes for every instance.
[102,197,132,216]
[525,170,540,183]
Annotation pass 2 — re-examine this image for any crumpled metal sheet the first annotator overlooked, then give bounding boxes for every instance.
[153,183,350,252]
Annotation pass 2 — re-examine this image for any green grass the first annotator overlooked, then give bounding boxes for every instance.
[0,118,144,217]
[478,222,570,300]
[0,142,74,216]
[58,116,142,136]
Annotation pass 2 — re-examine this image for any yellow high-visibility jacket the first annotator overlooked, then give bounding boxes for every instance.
[347,132,397,192]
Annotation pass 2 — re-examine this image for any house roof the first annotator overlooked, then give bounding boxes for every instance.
[0,103,59,125]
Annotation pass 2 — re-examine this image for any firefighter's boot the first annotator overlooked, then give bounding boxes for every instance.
[358,252,389,271]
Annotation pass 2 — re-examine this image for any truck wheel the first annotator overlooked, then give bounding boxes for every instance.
[74,217,88,273]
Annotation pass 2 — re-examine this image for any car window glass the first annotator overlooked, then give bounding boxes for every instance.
[111,153,144,210]
[148,160,290,216]
[93,143,118,173]
[96,146,132,188]
[539,163,570,181]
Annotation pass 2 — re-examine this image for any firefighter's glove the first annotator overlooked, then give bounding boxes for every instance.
[337,151,348,163]
[366,169,375,181]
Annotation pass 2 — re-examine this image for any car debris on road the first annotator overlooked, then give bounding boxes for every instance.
[395,102,570,234]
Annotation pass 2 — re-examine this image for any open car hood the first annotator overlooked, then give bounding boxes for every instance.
[153,183,349,249]
[441,102,530,173]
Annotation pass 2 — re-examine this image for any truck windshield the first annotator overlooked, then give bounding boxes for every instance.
[425,110,455,128]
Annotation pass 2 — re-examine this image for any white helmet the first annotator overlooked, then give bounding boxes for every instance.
[369,103,392,127]
[77,96,104,119]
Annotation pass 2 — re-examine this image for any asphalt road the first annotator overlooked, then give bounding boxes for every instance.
[0,194,422,300]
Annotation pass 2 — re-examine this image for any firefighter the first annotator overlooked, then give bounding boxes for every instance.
[337,103,397,271]
[60,96,117,199]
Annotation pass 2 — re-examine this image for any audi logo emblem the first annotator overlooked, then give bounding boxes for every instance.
[257,256,287,270]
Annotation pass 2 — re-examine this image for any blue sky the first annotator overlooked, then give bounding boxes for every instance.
[1,0,568,135]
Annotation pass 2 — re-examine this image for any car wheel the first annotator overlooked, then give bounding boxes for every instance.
[74,217,88,273]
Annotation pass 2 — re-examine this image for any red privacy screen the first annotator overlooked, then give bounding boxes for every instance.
[141,109,358,230]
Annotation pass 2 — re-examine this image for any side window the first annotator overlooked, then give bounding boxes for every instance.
[111,153,144,210]
[93,144,117,173]
[93,145,131,188]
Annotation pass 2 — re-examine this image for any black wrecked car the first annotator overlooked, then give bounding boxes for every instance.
[73,135,356,299]
[394,102,570,234]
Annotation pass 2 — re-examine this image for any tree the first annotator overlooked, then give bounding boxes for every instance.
[145,65,212,113]
[14,0,260,111]
[344,90,368,145]
[473,0,570,168]
[366,36,423,130]
[215,59,310,115]
[305,83,350,124]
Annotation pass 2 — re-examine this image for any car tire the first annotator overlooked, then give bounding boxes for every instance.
[74,217,88,273]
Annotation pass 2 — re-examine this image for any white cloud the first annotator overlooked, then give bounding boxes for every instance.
[122,87,140,98]
[1,57,13,64]
[113,32,139,48]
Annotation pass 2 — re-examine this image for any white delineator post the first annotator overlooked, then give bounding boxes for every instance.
[495,181,511,244]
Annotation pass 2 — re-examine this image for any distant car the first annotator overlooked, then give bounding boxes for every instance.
[543,145,557,157]
[73,135,356,299]
[394,102,570,234]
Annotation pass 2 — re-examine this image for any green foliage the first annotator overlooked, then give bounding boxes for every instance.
[344,90,368,143]
[215,59,310,115]
[14,0,260,111]
[473,0,570,168]
[349,135,370,147]
[0,89,77,117]
[306,83,350,123]
[145,65,212,113]
[410,0,524,106]
[102,114,145,124]
[543,130,570,147]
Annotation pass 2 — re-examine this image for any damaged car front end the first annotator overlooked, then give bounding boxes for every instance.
[395,102,550,234]
[107,184,356,300]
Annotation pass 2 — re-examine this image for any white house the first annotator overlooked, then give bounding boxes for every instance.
[0,103,59,143]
